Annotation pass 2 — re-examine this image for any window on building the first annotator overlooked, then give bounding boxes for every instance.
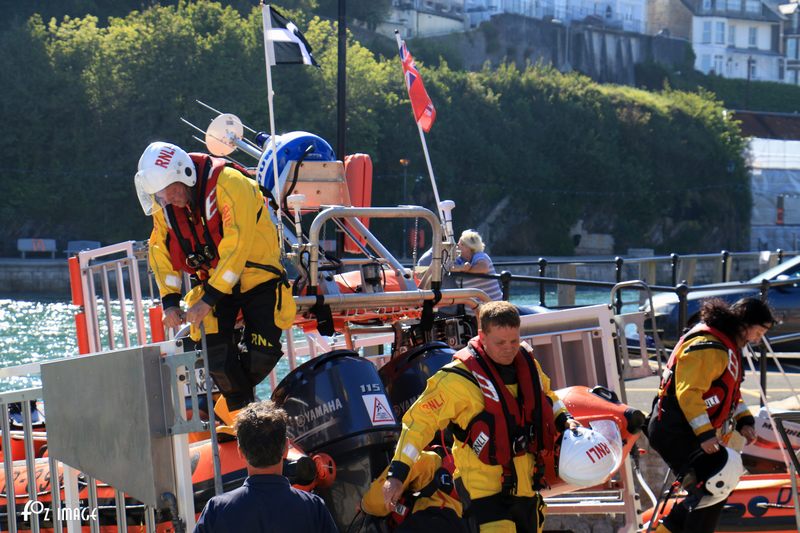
[726,0,739,10]
[745,0,760,13]
[749,26,757,47]
[713,55,724,74]
[749,57,757,78]
[716,22,726,43]
[703,0,712,11]
[701,54,712,73]
[726,57,734,75]
[789,38,798,60]
[728,24,736,46]
[792,70,799,85]
[703,21,713,43]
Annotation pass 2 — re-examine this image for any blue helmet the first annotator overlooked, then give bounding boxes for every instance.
[255,131,336,194]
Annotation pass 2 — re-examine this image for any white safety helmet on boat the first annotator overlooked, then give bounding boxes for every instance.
[695,447,744,509]
[558,426,618,487]
[134,142,196,215]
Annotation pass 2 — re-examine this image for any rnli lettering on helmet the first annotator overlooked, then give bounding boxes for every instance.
[584,441,612,464]
[155,147,176,169]
[294,398,343,426]
[472,431,490,456]
[705,395,721,408]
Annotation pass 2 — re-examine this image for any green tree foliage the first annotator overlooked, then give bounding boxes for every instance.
[636,61,800,113]
[0,1,750,255]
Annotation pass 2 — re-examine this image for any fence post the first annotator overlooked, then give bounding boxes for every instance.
[500,271,512,302]
[538,258,548,307]
[720,250,730,282]
[614,256,624,314]
[670,253,680,287]
[676,283,689,333]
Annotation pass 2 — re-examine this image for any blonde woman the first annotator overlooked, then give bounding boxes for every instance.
[450,229,502,301]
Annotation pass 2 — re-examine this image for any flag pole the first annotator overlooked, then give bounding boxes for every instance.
[262,3,286,255]
[394,31,449,239]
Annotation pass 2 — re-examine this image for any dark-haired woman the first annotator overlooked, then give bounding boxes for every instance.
[646,297,774,533]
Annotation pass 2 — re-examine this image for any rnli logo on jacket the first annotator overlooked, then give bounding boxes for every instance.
[704,395,721,408]
[294,398,343,426]
[472,372,500,402]
[420,393,446,412]
[472,431,490,456]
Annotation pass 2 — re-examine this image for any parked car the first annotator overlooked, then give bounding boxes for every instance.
[646,256,800,351]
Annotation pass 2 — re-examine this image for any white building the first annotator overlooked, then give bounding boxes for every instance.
[649,0,784,81]
[381,0,647,38]
[779,0,800,84]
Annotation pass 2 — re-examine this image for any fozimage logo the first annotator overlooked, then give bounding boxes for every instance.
[21,500,99,522]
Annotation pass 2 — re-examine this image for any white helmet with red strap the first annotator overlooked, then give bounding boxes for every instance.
[695,447,744,509]
[558,426,619,487]
[134,142,196,215]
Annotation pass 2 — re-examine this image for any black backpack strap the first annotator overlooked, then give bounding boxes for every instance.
[441,366,478,386]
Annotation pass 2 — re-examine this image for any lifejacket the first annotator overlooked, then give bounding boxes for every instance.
[446,338,557,493]
[163,154,253,277]
[657,323,743,429]
[389,447,458,528]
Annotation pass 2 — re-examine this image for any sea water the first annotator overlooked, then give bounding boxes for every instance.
[0,289,615,395]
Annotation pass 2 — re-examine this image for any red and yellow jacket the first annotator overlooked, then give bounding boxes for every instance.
[149,156,282,311]
[657,324,753,442]
[388,339,569,500]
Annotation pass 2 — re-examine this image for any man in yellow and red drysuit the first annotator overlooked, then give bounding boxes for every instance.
[134,141,294,416]
[647,297,774,533]
[382,301,579,532]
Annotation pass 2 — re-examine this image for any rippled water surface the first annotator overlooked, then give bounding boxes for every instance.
[0,289,616,394]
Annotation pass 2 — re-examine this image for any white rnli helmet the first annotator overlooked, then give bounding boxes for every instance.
[134,142,196,215]
[558,426,619,487]
[695,447,744,509]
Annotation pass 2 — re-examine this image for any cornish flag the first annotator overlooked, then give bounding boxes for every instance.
[399,40,436,132]
[262,5,318,67]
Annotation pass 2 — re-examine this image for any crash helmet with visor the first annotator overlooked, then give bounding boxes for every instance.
[134,142,196,215]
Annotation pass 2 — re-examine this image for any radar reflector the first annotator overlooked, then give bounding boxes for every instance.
[205,113,244,156]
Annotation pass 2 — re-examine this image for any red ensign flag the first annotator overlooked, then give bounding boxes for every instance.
[399,40,436,132]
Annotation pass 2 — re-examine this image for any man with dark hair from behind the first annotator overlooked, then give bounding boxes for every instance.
[194,400,338,532]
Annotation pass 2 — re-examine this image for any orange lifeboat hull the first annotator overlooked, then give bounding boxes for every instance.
[642,473,799,532]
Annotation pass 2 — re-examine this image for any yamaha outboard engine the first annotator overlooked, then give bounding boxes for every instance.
[272,350,399,531]
[379,341,455,420]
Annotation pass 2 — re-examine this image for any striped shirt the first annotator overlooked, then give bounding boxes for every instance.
[456,251,502,301]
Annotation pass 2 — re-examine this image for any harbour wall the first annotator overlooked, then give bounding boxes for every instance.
[0,258,150,299]
[0,259,72,298]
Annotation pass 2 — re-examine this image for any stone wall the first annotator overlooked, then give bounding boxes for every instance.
[0,259,150,299]
[0,258,72,297]
[424,14,692,85]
